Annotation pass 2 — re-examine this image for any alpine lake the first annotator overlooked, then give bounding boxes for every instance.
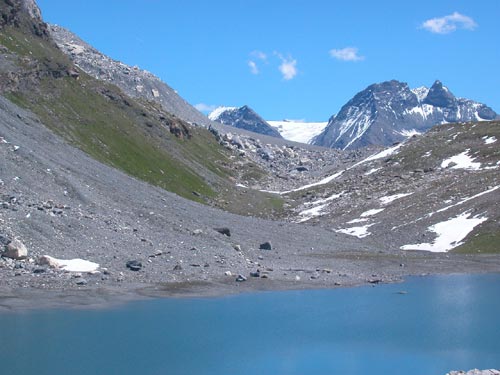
[1,274,499,375]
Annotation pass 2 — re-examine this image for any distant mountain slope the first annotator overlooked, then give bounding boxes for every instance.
[49,25,212,127]
[268,120,328,144]
[313,80,497,150]
[209,105,283,138]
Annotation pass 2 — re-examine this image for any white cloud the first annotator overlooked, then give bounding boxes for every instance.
[276,54,298,80]
[421,12,477,34]
[329,47,364,62]
[251,50,267,61]
[194,103,217,113]
[248,60,259,74]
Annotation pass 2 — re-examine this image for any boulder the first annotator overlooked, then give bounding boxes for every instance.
[259,241,273,250]
[214,227,231,237]
[126,260,142,271]
[3,239,28,260]
[236,274,247,282]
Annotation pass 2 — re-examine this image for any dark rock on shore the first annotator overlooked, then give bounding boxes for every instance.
[259,242,273,250]
[214,227,231,237]
[126,260,142,272]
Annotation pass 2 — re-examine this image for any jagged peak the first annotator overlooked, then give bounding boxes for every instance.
[411,86,429,102]
[424,80,456,108]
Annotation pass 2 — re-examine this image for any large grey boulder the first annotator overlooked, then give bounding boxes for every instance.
[2,239,28,260]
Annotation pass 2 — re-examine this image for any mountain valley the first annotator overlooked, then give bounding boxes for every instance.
[1,0,500,311]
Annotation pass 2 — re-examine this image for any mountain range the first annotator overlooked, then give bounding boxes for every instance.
[210,80,497,149]
[313,79,497,149]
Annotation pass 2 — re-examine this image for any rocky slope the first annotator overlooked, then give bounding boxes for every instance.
[313,80,497,150]
[277,121,500,254]
[48,24,212,127]
[209,105,283,138]
[3,96,500,310]
[1,0,288,214]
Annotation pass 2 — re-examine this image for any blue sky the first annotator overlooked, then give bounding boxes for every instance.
[38,0,499,121]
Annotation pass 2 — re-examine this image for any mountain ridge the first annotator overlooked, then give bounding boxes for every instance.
[48,24,212,127]
[313,79,497,149]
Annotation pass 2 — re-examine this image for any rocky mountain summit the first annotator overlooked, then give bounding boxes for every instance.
[313,80,497,150]
[48,25,211,127]
[209,105,283,138]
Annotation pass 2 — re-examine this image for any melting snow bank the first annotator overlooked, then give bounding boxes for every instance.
[296,192,343,222]
[335,224,374,238]
[401,212,487,252]
[38,255,100,272]
[483,136,497,145]
[441,149,481,170]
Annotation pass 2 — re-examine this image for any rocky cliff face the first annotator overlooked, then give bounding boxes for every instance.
[313,80,497,149]
[209,105,283,138]
[0,0,49,38]
[48,25,212,127]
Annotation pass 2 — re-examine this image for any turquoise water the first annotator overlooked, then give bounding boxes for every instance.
[1,274,499,375]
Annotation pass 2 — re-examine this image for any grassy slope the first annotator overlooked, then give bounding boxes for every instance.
[0,26,284,214]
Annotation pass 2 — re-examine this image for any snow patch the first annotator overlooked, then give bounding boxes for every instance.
[303,192,343,207]
[360,208,385,217]
[399,129,422,138]
[365,167,381,176]
[297,192,343,222]
[335,224,374,238]
[297,203,330,223]
[380,192,413,205]
[353,143,404,166]
[483,136,497,145]
[42,255,99,272]
[441,150,481,170]
[401,212,487,252]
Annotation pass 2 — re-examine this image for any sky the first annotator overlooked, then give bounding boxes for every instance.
[37,0,500,121]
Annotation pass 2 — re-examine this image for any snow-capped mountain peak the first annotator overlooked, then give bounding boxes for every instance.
[209,105,283,138]
[313,80,497,150]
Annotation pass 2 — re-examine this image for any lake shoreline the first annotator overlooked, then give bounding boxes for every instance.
[2,263,500,313]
